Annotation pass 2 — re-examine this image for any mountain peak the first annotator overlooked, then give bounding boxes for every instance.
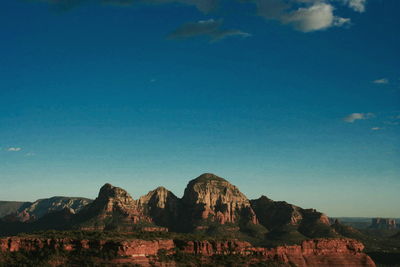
[192,173,227,183]
[75,183,151,230]
[182,173,258,226]
[98,183,131,200]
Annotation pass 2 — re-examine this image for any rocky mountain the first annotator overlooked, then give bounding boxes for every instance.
[0,201,30,218]
[137,186,180,229]
[180,173,258,231]
[370,218,397,230]
[73,183,152,231]
[0,173,386,266]
[1,197,91,222]
[250,195,336,242]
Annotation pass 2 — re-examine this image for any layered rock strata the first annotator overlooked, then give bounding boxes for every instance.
[0,237,375,267]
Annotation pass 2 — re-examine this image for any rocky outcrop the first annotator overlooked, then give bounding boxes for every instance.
[1,197,91,222]
[74,183,152,230]
[138,187,180,229]
[250,196,336,239]
[181,173,258,229]
[0,237,375,267]
[0,201,30,218]
[181,238,375,266]
[370,218,397,230]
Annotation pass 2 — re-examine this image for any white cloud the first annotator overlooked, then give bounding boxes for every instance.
[254,1,350,32]
[283,3,349,32]
[7,147,22,152]
[371,127,382,131]
[168,19,251,42]
[342,0,366,13]
[373,78,389,84]
[343,112,374,123]
[25,152,36,157]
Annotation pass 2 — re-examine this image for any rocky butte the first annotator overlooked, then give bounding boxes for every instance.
[370,218,397,230]
[0,173,376,267]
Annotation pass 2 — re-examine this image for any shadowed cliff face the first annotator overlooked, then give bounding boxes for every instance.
[137,186,180,229]
[74,183,151,230]
[180,173,258,230]
[250,195,337,241]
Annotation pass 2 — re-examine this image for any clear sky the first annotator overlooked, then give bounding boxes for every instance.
[0,0,399,217]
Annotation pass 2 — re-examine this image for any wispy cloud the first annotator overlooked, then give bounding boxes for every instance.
[371,127,382,131]
[168,19,251,42]
[343,113,374,123]
[31,0,365,33]
[373,78,389,84]
[342,0,367,13]
[6,147,22,152]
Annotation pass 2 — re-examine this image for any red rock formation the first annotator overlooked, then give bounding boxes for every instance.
[180,238,376,267]
[75,183,152,230]
[371,218,397,230]
[181,173,258,227]
[0,237,375,267]
[137,187,180,229]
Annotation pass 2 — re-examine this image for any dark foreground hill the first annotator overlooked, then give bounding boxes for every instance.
[0,173,389,266]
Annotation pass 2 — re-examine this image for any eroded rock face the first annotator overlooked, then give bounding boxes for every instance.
[370,218,397,230]
[138,187,180,229]
[75,183,151,230]
[2,197,91,222]
[250,196,335,238]
[181,173,258,228]
[0,237,376,267]
[179,238,375,267]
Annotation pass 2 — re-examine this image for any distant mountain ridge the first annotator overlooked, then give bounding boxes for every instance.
[0,201,30,218]
[0,197,92,222]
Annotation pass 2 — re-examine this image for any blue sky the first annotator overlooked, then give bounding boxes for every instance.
[0,0,399,217]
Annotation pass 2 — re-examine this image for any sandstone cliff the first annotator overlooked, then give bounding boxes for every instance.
[75,183,151,230]
[250,196,336,240]
[181,173,258,230]
[0,236,375,267]
[137,186,180,229]
[370,218,397,230]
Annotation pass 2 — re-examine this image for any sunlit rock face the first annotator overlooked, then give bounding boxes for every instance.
[181,173,258,229]
[137,186,180,229]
